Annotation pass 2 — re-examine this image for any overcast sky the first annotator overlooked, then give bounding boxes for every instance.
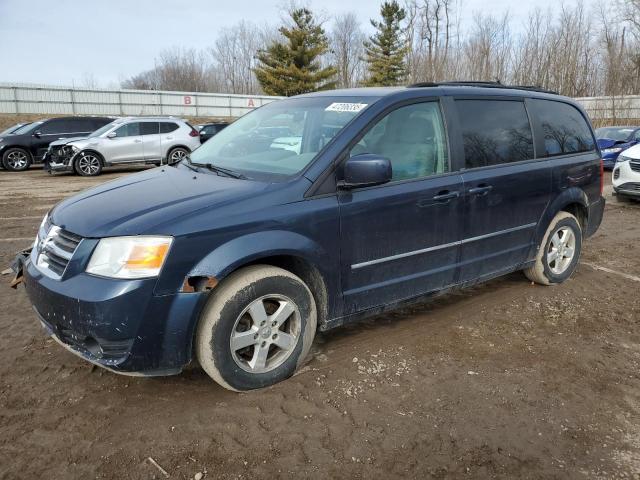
[0,0,579,87]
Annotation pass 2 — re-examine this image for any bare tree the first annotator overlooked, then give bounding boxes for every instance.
[462,12,512,82]
[330,12,366,88]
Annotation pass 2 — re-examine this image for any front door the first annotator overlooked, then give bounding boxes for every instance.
[338,101,464,314]
[105,122,144,163]
[451,98,551,282]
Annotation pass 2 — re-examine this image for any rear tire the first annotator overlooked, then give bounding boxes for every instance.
[74,152,103,176]
[196,265,317,391]
[525,211,582,285]
[166,147,189,166]
[2,147,31,171]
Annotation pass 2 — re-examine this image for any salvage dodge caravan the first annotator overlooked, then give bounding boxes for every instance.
[13,83,605,391]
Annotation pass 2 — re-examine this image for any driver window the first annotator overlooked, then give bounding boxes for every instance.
[114,123,140,137]
[350,102,449,181]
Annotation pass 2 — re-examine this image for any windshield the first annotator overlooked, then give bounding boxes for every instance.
[596,127,635,142]
[14,121,43,135]
[90,121,118,137]
[0,123,29,135]
[189,96,378,179]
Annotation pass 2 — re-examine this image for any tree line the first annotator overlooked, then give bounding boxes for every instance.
[121,0,640,98]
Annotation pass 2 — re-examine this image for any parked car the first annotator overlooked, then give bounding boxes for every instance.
[45,117,201,176]
[612,143,640,201]
[0,117,113,171]
[13,83,605,391]
[198,122,229,143]
[595,126,640,169]
[0,122,31,136]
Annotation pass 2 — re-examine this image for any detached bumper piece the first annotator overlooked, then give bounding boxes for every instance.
[9,248,31,288]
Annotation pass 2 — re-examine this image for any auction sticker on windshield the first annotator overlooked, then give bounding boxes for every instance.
[325,103,368,113]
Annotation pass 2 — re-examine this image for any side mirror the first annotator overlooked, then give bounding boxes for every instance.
[107,131,117,139]
[339,154,392,189]
[33,131,42,138]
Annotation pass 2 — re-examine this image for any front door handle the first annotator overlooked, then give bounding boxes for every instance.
[468,185,493,196]
[431,190,460,202]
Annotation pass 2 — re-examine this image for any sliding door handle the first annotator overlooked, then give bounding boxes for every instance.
[468,185,493,195]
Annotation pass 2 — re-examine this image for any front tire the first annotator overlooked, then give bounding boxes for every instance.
[525,211,582,285]
[2,147,31,171]
[74,152,103,176]
[196,265,317,391]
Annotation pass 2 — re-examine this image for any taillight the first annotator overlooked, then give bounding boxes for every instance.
[189,127,199,137]
[599,158,604,196]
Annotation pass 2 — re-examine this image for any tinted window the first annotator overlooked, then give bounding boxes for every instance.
[201,125,215,135]
[39,119,69,134]
[530,99,595,157]
[91,118,112,130]
[635,130,640,142]
[456,100,534,168]
[160,122,179,133]
[114,122,140,137]
[65,118,95,132]
[350,102,449,181]
[140,122,159,135]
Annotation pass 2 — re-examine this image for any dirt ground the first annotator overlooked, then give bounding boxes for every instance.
[0,167,639,480]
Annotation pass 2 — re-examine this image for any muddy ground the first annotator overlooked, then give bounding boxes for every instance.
[0,168,639,480]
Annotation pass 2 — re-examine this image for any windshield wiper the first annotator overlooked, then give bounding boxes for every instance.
[182,156,200,172]
[193,163,248,179]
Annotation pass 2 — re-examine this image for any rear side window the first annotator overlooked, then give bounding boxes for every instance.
[140,122,160,135]
[66,118,95,132]
[529,99,595,157]
[160,122,179,133]
[455,100,534,168]
[39,119,69,134]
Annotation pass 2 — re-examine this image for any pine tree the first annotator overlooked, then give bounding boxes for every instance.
[255,8,337,96]
[363,1,408,87]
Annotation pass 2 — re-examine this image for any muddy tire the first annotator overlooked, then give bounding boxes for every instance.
[525,211,582,285]
[2,147,32,171]
[196,265,317,391]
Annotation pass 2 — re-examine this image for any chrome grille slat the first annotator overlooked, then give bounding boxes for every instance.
[630,161,640,173]
[35,224,83,279]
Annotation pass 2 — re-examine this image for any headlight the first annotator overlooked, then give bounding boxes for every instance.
[34,213,49,247]
[602,147,623,154]
[616,155,631,163]
[86,236,173,279]
[71,145,79,153]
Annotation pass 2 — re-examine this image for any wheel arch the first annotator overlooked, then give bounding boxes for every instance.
[165,145,191,161]
[535,188,589,245]
[76,149,106,165]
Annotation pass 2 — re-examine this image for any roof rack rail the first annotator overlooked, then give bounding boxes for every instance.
[407,81,558,95]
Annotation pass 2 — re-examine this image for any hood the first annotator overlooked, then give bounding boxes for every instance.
[49,136,91,147]
[597,138,630,149]
[50,165,275,238]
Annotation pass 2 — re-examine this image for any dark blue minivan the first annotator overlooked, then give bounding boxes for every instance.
[13,83,605,391]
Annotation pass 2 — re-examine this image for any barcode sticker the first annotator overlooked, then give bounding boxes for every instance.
[325,103,368,113]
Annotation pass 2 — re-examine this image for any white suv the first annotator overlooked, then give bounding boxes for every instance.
[612,143,640,201]
[45,117,201,176]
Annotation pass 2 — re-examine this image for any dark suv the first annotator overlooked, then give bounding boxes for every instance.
[0,116,112,171]
[13,83,605,391]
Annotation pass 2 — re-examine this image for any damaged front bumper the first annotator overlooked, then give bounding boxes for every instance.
[43,146,76,172]
[10,251,208,376]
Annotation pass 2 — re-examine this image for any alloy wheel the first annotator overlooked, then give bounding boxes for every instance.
[7,151,28,169]
[547,226,576,275]
[229,295,301,374]
[78,154,101,175]
[169,149,188,164]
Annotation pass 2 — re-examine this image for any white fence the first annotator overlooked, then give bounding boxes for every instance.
[0,83,281,119]
[575,95,640,121]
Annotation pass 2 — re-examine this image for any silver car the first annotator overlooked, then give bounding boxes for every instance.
[45,117,201,176]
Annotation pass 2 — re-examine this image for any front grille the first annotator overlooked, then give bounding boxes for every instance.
[630,161,640,173]
[35,224,83,278]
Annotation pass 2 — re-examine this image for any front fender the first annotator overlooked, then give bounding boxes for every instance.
[186,230,329,281]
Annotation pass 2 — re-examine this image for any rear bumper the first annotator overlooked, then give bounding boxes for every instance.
[21,256,206,375]
[585,196,605,238]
